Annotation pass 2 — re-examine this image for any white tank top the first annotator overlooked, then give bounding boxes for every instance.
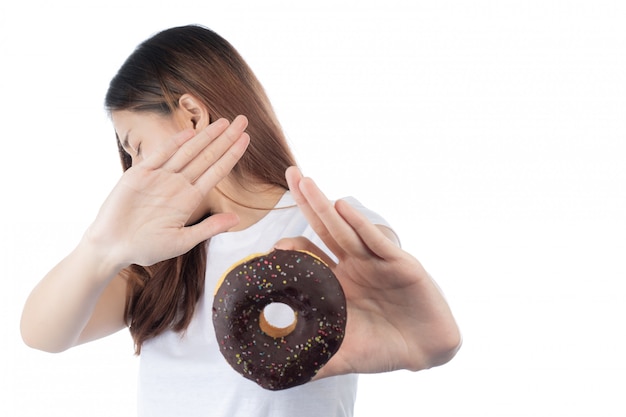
[137,192,390,417]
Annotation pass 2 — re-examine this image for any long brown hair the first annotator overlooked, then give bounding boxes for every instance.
[105,25,297,353]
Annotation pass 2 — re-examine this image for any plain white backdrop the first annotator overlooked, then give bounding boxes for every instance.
[1,1,624,416]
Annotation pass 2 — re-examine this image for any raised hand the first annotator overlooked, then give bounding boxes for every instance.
[276,167,461,378]
[86,116,250,268]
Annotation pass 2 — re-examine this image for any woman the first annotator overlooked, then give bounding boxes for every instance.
[21,25,460,416]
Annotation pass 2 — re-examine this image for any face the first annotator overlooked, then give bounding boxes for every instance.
[112,110,187,166]
[111,110,214,223]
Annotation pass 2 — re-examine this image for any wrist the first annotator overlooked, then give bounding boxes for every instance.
[79,227,130,280]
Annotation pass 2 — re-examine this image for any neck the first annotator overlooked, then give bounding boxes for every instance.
[207,179,287,232]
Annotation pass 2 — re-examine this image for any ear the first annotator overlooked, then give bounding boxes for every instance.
[177,94,210,131]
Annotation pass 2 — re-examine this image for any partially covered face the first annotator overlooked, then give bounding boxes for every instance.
[112,110,186,166]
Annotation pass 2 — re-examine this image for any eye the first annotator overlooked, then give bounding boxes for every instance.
[126,141,141,157]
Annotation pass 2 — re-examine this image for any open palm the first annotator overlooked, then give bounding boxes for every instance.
[276,167,461,379]
[86,117,250,268]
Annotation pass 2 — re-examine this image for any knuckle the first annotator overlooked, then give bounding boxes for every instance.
[210,161,229,179]
[201,148,217,164]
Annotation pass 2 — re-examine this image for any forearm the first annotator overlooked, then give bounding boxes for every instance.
[20,238,125,353]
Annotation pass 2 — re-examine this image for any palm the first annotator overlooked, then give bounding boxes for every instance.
[326,250,434,375]
[91,166,206,265]
[278,167,461,379]
[85,117,250,268]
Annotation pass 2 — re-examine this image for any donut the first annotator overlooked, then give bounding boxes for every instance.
[212,249,347,390]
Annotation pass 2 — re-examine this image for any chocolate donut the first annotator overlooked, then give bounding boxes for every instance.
[212,249,347,390]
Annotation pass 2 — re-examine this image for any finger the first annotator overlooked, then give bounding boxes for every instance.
[160,118,229,173]
[141,128,196,170]
[164,116,248,179]
[285,167,343,257]
[193,132,250,194]
[335,199,399,260]
[178,116,249,182]
[297,174,370,258]
[285,166,304,200]
[177,212,241,250]
[273,236,337,268]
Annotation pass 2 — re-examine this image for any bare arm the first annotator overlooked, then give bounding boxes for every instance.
[20,117,250,353]
[20,240,128,352]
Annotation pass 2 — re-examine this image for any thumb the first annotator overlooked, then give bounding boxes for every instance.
[274,236,337,268]
[183,212,240,246]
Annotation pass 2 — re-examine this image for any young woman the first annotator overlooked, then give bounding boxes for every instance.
[21,25,461,416]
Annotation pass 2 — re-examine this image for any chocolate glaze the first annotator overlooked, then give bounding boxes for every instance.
[212,249,347,390]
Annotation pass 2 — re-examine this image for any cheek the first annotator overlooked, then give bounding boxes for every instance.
[141,129,179,159]
[133,141,158,164]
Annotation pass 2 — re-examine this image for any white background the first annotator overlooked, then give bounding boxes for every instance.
[1,1,624,416]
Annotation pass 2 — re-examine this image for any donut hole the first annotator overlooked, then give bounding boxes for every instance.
[259,302,297,338]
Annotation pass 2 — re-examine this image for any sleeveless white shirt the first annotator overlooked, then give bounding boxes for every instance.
[137,192,390,417]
